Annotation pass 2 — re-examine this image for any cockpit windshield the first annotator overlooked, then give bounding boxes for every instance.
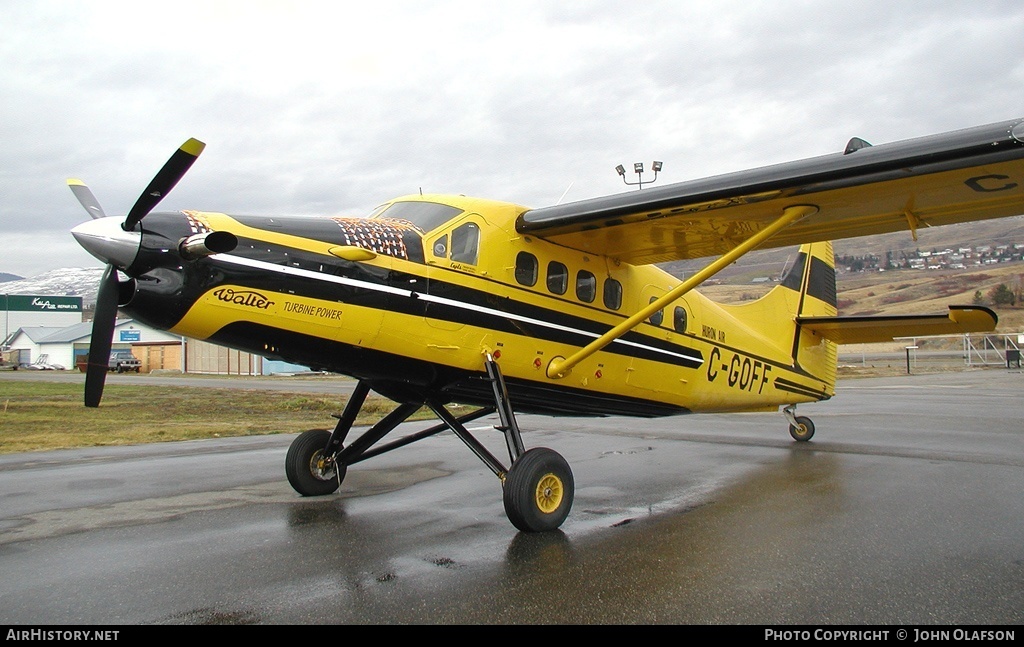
[368,201,463,233]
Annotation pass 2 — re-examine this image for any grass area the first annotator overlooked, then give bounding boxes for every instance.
[0,380,443,454]
[0,361,1000,454]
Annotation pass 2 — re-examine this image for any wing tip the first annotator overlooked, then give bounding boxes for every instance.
[948,305,998,329]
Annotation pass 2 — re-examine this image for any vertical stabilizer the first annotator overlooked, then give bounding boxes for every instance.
[778,241,837,317]
[777,241,838,392]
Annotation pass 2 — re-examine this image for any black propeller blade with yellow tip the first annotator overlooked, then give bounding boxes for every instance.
[84,265,121,408]
[68,138,205,407]
[123,138,205,231]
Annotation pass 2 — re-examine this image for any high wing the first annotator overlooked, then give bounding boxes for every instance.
[517,119,1024,264]
[797,305,998,345]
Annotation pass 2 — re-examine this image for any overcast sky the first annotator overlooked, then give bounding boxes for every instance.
[3,0,1023,277]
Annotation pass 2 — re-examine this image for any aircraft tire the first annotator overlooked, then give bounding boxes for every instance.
[286,429,342,496]
[789,416,815,442]
[503,447,574,532]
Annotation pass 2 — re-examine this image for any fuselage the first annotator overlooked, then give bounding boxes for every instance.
[114,194,838,417]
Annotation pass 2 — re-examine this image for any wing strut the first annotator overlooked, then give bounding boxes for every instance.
[546,204,818,379]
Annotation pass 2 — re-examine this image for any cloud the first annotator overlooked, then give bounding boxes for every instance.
[3,0,1023,277]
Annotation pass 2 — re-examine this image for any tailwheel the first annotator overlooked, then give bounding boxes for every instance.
[503,448,574,533]
[286,429,344,496]
[789,416,815,442]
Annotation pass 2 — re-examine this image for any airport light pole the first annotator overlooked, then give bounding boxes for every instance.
[616,161,662,189]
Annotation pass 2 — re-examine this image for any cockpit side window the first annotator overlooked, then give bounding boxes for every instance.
[450,222,479,265]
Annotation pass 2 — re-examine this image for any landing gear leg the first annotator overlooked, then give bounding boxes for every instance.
[782,404,815,442]
[485,353,574,532]
[283,365,575,533]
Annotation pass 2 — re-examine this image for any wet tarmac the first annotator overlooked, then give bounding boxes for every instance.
[0,369,1021,624]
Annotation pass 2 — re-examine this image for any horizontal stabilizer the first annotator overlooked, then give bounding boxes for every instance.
[797,305,997,344]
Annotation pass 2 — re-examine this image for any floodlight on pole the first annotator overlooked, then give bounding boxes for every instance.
[615,161,662,189]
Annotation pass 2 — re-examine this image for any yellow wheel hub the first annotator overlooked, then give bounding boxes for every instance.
[534,473,564,513]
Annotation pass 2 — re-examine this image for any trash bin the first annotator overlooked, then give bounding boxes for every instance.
[1007,349,1021,368]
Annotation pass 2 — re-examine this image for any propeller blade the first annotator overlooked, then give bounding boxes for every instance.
[122,138,205,231]
[84,265,120,407]
[67,179,108,219]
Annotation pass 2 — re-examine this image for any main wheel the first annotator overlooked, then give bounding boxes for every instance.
[286,429,343,496]
[789,416,815,442]
[503,447,574,532]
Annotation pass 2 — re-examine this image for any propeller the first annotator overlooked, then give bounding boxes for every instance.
[67,179,107,219]
[69,138,205,407]
[123,138,205,231]
[84,266,120,407]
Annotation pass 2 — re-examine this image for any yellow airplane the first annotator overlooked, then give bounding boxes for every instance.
[68,118,1024,532]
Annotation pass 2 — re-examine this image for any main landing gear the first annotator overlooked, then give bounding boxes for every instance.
[782,404,815,442]
[284,355,575,533]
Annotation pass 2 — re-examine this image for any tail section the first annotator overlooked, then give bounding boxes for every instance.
[695,241,838,409]
[776,241,838,394]
[778,241,837,318]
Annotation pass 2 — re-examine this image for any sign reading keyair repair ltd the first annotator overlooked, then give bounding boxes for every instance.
[1,295,83,312]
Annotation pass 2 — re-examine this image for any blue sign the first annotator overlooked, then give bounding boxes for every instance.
[119,330,141,342]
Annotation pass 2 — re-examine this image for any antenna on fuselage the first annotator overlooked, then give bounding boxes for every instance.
[556,181,574,205]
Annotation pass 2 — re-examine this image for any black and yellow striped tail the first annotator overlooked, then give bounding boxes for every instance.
[778,241,837,318]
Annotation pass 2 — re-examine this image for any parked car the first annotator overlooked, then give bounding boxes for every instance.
[108,351,141,373]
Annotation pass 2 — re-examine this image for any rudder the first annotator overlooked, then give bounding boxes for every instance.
[778,241,837,318]
[777,241,838,393]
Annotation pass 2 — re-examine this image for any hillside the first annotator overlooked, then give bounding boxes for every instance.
[0,268,103,304]
[668,213,1024,343]
[663,214,1024,284]
[701,258,1022,320]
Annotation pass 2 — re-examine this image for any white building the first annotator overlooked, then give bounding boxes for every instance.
[7,319,182,371]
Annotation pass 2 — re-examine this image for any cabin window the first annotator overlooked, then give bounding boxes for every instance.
[673,306,688,333]
[450,223,479,264]
[603,278,622,310]
[515,252,538,287]
[547,261,568,295]
[576,270,596,303]
[648,296,663,326]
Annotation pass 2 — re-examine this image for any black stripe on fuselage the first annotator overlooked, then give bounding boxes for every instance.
[211,244,705,369]
[208,321,690,417]
[774,376,831,400]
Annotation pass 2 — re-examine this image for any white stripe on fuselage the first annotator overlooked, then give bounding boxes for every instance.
[214,253,704,366]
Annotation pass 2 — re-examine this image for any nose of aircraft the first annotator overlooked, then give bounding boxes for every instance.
[71,216,142,269]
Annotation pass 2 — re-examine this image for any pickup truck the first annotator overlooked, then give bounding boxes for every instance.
[108,351,141,373]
